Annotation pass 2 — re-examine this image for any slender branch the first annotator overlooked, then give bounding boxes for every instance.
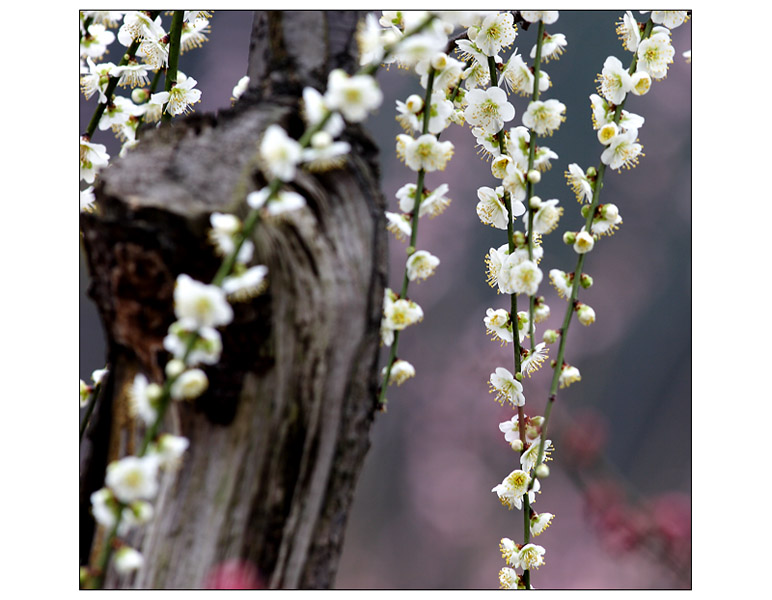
[530,18,656,484]
[378,67,436,407]
[84,11,161,138]
[161,11,185,123]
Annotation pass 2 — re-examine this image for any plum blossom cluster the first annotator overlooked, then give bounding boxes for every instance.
[79,11,211,209]
[448,10,567,588]
[81,13,445,587]
[376,11,468,403]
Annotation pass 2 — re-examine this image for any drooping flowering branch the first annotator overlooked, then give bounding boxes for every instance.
[80,13,443,588]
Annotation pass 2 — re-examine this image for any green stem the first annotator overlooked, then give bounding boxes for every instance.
[378,67,437,406]
[79,382,102,443]
[161,11,185,123]
[530,18,656,485]
[84,11,161,138]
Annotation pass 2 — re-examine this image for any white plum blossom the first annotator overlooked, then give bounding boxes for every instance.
[517,544,546,570]
[636,29,675,80]
[577,303,596,326]
[521,436,552,472]
[80,23,116,59]
[222,265,269,301]
[173,274,233,330]
[549,269,573,299]
[650,11,689,29]
[396,133,454,172]
[324,69,383,123]
[499,258,542,296]
[383,359,416,386]
[476,186,520,230]
[150,76,202,116]
[128,373,161,425]
[472,11,517,57]
[118,11,165,47]
[105,455,160,503]
[110,60,151,88]
[385,211,412,240]
[406,250,440,282]
[530,512,555,536]
[616,11,641,52]
[491,468,539,510]
[498,567,522,589]
[464,86,515,134]
[591,203,623,236]
[152,434,190,470]
[114,547,144,575]
[80,58,115,103]
[484,307,513,344]
[208,213,253,263]
[258,124,302,182]
[232,75,250,101]
[521,342,549,376]
[573,228,596,254]
[532,33,567,62]
[522,99,566,137]
[302,86,345,138]
[180,17,210,53]
[489,367,525,407]
[559,364,582,388]
[601,128,643,170]
[529,197,563,234]
[80,137,110,183]
[301,131,351,172]
[565,163,594,204]
[520,11,559,24]
[164,322,222,366]
[383,297,424,331]
[597,55,633,105]
[630,70,652,96]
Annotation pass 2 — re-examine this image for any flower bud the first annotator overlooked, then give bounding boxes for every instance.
[515,372,524,382]
[510,439,524,452]
[602,203,619,221]
[131,87,150,104]
[543,329,559,344]
[535,463,550,479]
[146,382,163,402]
[405,94,423,114]
[579,273,594,289]
[527,169,541,184]
[467,27,478,41]
[529,195,542,210]
[310,130,333,149]
[576,303,596,326]
[513,230,527,248]
[165,359,185,379]
[586,166,597,179]
[562,231,577,245]
[580,204,592,219]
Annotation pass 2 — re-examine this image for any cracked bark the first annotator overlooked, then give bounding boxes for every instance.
[79,11,387,589]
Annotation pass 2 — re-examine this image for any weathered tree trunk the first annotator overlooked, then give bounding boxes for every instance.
[79,11,387,589]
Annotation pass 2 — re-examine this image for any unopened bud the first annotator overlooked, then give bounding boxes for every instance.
[165,359,186,379]
[527,169,541,184]
[576,303,596,326]
[535,463,550,479]
[513,230,527,248]
[602,203,619,220]
[131,88,150,104]
[510,439,524,452]
[563,231,577,245]
[515,372,524,382]
[529,195,542,210]
[311,130,333,149]
[580,273,594,289]
[543,329,559,344]
[580,204,592,219]
[586,166,597,179]
[146,382,163,402]
[407,245,416,255]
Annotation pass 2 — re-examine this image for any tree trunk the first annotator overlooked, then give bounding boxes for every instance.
[79,10,387,589]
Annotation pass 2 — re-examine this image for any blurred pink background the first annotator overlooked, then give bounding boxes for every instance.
[80,11,691,589]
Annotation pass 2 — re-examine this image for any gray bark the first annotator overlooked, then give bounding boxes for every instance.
[79,10,387,589]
